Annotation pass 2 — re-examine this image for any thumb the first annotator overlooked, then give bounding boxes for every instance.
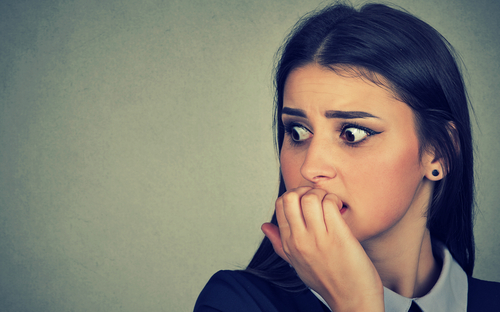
[261,223,290,264]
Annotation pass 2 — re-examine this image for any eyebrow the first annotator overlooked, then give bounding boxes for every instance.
[282,107,379,119]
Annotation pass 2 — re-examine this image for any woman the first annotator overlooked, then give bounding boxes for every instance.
[195,2,500,311]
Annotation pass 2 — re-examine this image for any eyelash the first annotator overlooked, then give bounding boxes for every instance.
[283,122,311,147]
[339,122,380,147]
[283,121,380,147]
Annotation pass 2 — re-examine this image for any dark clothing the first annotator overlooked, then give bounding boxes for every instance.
[467,275,500,311]
[194,270,500,312]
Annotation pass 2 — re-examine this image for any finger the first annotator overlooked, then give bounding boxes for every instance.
[280,187,312,233]
[275,195,290,239]
[322,193,351,236]
[274,197,296,261]
[300,188,328,233]
[261,223,291,264]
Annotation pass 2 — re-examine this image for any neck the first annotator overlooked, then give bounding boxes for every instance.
[363,218,441,298]
[361,179,441,298]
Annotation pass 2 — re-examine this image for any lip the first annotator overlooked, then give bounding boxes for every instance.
[340,203,348,214]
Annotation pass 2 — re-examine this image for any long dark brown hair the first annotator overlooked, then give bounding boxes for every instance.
[246,2,475,291]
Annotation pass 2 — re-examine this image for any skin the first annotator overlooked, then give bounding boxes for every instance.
[262,64,443,311]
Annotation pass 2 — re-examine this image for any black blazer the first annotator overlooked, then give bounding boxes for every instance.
[195,270,500,311]
[467,275,500,311]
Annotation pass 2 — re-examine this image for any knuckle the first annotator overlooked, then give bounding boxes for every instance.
[289,236,304,251]
[275,197,283,209]
[291,237,314,255]
[301,192,320,205]
[282,192,299,205]
[323,193,340,206]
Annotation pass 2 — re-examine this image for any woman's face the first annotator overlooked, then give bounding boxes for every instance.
[280,64,435,245]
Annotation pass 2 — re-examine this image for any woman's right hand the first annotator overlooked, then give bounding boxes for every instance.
[262,187,384,312]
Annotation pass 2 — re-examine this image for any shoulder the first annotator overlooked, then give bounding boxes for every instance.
[193,271,268,312]
[194,270,328,312]
[467,276,500,311]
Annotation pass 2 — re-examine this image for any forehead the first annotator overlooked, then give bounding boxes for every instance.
[283,64,402,113]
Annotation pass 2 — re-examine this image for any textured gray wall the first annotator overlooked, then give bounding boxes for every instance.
[0,0,498,311]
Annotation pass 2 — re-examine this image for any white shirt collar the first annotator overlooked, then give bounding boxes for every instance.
[311,242,468,312]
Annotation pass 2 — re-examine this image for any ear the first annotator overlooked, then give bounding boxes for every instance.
[422,121,458,181]
[422,148,444,181]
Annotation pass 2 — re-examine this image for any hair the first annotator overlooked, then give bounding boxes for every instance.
[245,2,475,291]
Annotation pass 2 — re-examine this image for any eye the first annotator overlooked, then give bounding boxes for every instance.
[284,123,312,144]
[341,127,369,143]
[290,125,312,142]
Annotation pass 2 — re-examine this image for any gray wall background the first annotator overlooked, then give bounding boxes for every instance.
[1,0,498,311]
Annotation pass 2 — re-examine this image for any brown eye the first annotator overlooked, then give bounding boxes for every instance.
[291,126,311,142]
[342,127,368,143]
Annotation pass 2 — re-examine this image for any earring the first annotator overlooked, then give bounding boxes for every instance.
[432,169,439,177]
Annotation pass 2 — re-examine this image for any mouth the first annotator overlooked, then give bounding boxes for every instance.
[340,203,348,214]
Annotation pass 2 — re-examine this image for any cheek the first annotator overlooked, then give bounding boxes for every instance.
[280,148,303,190]
[346,140,424,238]
[346,141,422,192]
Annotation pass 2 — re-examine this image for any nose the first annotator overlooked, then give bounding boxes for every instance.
[300,136,337,184]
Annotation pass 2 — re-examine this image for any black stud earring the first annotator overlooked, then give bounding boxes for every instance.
[432,169,439,177]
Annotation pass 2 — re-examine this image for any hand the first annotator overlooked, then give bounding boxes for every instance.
[262,187,384,312]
